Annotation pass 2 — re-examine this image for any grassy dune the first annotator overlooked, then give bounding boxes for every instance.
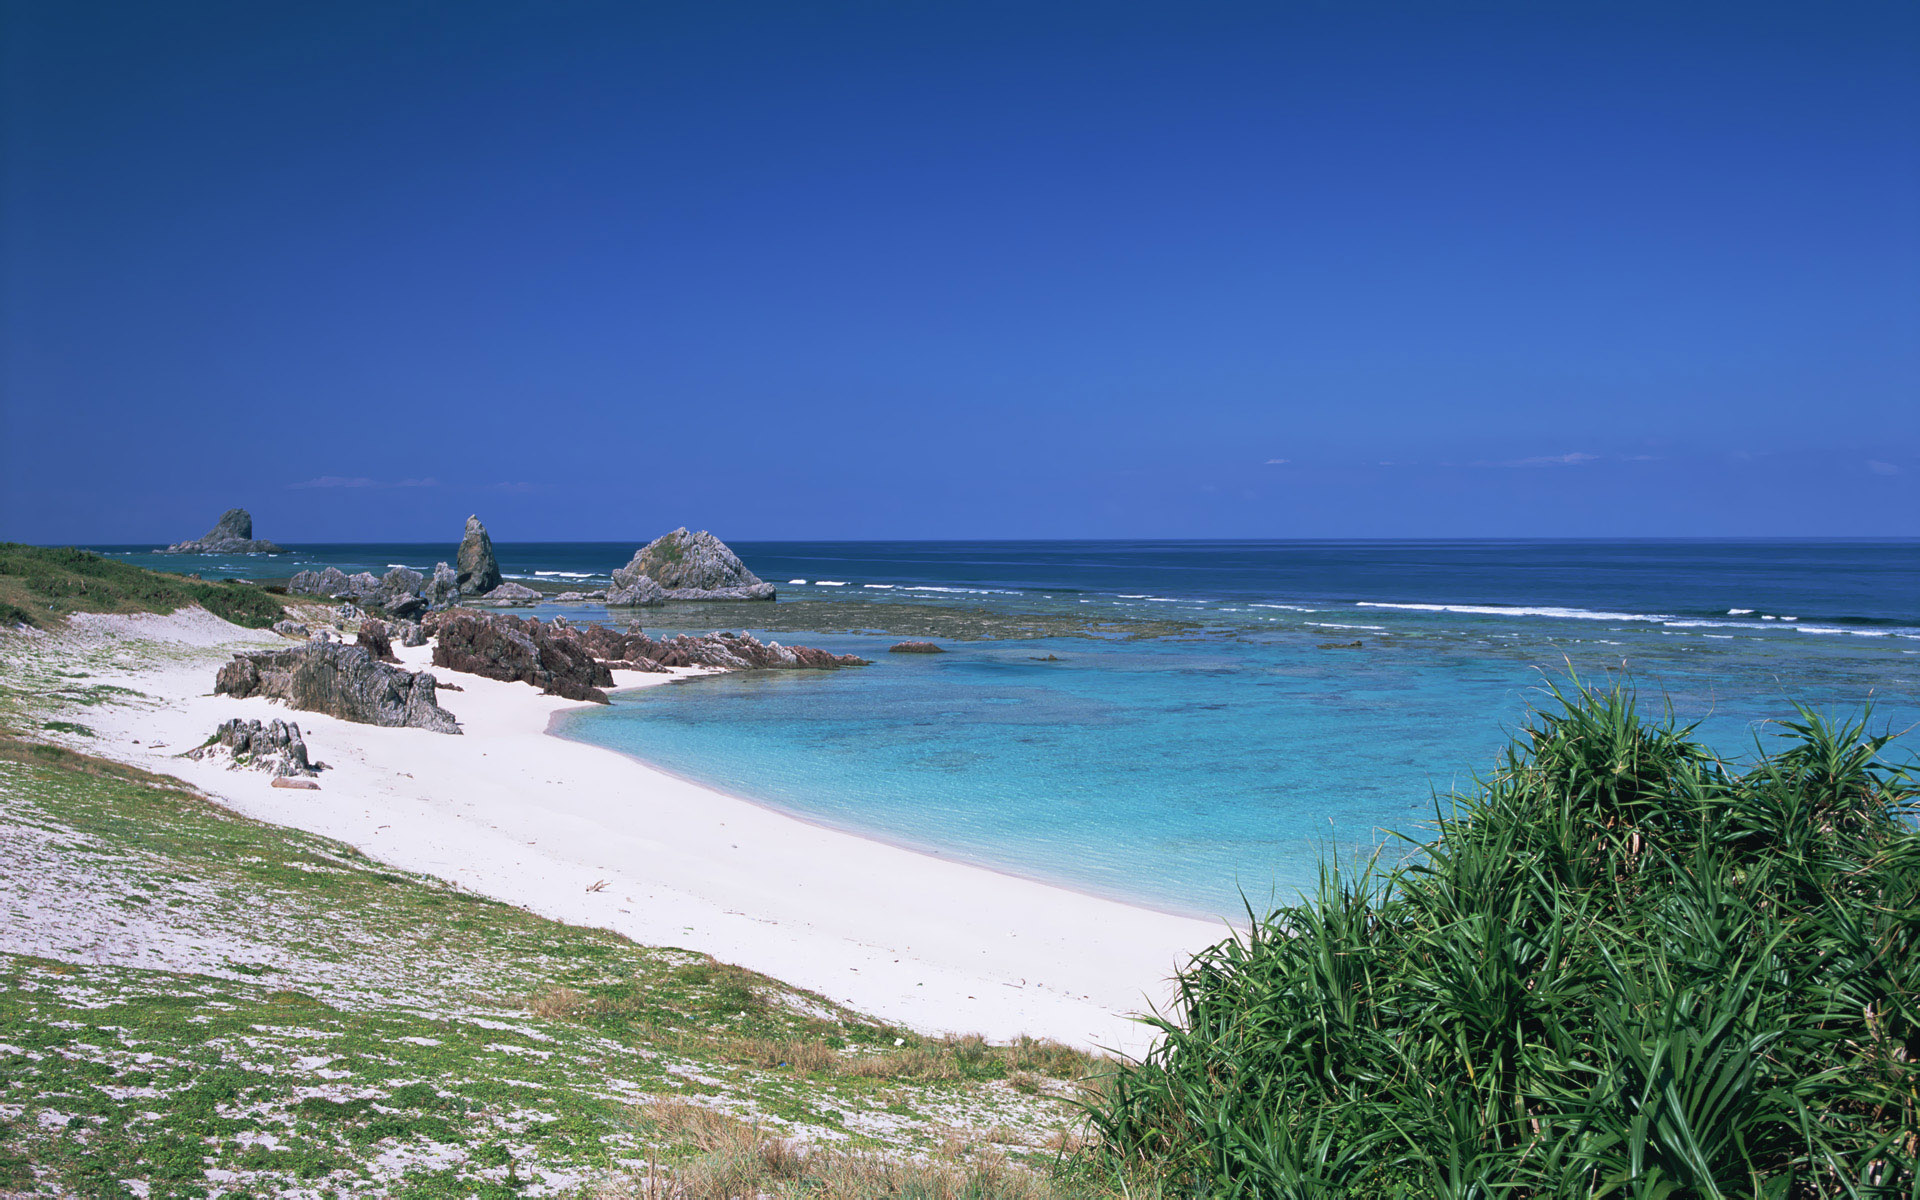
[0,544,285,631]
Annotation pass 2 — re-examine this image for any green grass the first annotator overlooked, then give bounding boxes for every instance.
[0,729,1096,1196]
[0,543,285,630]
[1084,678,1920,1198]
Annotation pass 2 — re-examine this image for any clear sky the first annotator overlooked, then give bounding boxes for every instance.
[3,1,1915,543]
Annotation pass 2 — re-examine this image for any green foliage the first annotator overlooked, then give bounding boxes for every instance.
[0,543,284,629]
[1086,679,1920,1198]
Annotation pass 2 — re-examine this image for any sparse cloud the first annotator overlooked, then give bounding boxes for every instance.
[1263,458,1290,465]
[490,481,537,493]
[1504,452,1600,468]
[288,475,440,490]
[1868,460,1901,476]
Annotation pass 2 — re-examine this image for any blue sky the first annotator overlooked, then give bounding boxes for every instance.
[3,1,1915,543]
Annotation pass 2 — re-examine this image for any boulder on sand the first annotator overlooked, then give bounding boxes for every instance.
[456,516,503,596]
[356,618,399,663]
[186,717,319,777]
[163,508,284,554]
[214,642,461,734]
[611,528,775,602]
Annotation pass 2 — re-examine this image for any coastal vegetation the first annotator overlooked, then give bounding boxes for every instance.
[0,544,283,631]
[1085,680,1919,1198]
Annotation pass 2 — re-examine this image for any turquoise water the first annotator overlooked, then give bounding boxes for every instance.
[104,538,1920,917]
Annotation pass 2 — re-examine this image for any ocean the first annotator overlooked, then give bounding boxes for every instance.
[98,539,1920,917]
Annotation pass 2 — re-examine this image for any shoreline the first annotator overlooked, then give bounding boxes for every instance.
[545,695,1228,926]
[28,609,1224,1056]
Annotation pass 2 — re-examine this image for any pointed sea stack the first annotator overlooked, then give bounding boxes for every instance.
[456,515,503,596]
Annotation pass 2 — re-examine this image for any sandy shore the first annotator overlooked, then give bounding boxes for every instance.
[35,610,1223,1056]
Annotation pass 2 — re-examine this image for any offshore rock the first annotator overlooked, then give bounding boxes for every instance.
[889,641,945,653]
[186,717,318,777]
[613,528,775,601]
[605,572,665,607]
[162,508,285,554]
[214,642,460,734]
[480,581,541,604]
[456,515,503,596]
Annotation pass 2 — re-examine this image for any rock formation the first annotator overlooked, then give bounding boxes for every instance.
[479,581,540,604]
[214,642,461,734]
[889,641,945,653]
[288,566,350,598]
[610,528,774,602]
[605,572,665,607]
[272,619,309,639]
[423,562,459,609]
[457,516,503,596]
[162,508,284,554]
[186,717,319,776]
[423,611,865,703]
[356,618,399,663]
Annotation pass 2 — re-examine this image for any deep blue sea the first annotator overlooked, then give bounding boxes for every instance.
[99,539,1920,917]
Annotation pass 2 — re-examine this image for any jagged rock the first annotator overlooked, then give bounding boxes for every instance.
[423,562,458,609]
[605,573,665,607]
[162,508,285,554]
[889,641,945,654]
[457,516,503,596]
[214,642,461,734]
[378,566,423,601]
[480,581,540,604]
[393,619,427,648]
[423,611,862,700]
[343,572,382,602]
[272,619,309,639]
[289,566,349,597]
[386,594,427,619]
[612,529,775,602]
[187,717,319,776]
[552,591,589,602]
[357,619,399,663]
[429,611,615,702]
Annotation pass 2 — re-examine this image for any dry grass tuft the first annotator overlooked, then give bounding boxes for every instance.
[728,1035,840,1073]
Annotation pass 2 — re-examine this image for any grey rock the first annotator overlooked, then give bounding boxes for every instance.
[386,594,427,620]
[423,562,459,610]
[379,565,424,600]
[612,528,775,602]
[395,619,428,648]
[272,619,309,639]
[289,566,349,597]
[605,573,665,607]
[186,717,319,776]
[480,581,540,604]
[162,507,285,555]
[214,641,461,734]
[457,515,503,596]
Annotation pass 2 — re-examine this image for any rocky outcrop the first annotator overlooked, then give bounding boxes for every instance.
[423,562,458,609]
[889,641,945,653]
[163,508,284,554]
[428,611,618,702]
[480,581,540,604]
[288,566,349,597]
[214,642,461,734]
[457,516,503,596]
[186,717,319,777]
[422,611,864,702]
[605,572,665,607]
[272,619,309,639]
[611,529,775,602]
[356,619,399,663]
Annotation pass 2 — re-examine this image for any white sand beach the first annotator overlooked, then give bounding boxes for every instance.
[42,609,1223,1057]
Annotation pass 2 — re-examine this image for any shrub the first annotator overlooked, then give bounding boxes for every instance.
[1085,679,1919,1198]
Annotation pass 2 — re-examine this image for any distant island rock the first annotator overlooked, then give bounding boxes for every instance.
[456,515,503,596]
[607,528,775,605]
[889,641,945,653]
[161,508,283,554]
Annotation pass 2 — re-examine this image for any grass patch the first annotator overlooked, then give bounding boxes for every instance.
[0,542,285,629]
